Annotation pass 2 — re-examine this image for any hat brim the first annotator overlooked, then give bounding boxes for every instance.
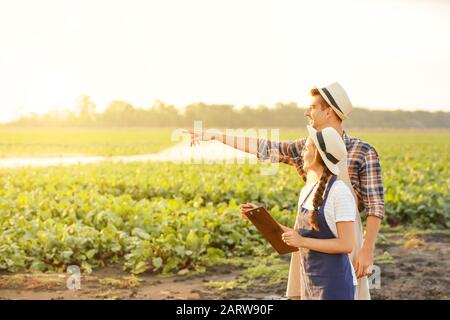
[316,87,348,120]
[306,125,340,175]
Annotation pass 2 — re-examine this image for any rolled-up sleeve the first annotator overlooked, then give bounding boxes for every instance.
[257,137,307,179]
[257,138,304,164]
[359,146,385,219]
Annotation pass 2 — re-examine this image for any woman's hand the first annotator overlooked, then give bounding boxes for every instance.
[282,228,305,248]
[279,225,293,233]
[239,203,258,221]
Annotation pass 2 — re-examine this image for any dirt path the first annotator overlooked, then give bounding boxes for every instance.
[0,264,246,300]
[0,140,254,168]
[0,230,448,300]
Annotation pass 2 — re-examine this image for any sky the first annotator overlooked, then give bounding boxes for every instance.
[0,0,449,122]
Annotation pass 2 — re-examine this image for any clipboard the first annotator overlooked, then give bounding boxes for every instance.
[244,206,298,255]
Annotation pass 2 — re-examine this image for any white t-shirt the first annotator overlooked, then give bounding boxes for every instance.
[297,179,358,285]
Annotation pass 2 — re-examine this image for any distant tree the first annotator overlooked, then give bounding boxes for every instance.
[76,95,97,125]
[101,100,135,126]
[148,100,180,127]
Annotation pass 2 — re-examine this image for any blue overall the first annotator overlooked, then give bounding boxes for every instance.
[297,175,355,300]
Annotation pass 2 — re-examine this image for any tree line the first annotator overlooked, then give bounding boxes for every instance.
[5,95,449,128]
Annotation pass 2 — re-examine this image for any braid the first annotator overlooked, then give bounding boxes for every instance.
[308,165,333,232]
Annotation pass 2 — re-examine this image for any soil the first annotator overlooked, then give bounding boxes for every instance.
[0,140,252,169]
[0,230,448,300]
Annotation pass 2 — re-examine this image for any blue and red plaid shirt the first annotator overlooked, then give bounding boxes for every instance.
[257,131,385,219]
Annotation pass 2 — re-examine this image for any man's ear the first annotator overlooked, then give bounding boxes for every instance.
[326,107,339,121]
[325,106,334,119]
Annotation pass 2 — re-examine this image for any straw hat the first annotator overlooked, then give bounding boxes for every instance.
[315,82,353,120]
[306,125,347,175]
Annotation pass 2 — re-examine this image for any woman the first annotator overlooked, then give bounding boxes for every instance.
[240,126,357,300]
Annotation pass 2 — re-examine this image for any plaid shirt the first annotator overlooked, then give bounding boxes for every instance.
[257,131,385,219]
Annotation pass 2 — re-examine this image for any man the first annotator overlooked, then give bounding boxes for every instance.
[188,82,384,299]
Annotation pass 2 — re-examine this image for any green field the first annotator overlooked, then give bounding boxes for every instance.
[0,127,177,157]
[0,128,448,275]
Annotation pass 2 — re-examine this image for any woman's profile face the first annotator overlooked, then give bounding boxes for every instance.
[302,137,317,171]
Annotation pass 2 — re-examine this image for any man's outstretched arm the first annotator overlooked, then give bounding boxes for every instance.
[186,129,307,169]
[186,130,258,154]
[214,133,260,155]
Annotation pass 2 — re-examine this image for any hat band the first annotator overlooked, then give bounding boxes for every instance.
[321,87,344,114]
[316,131,340,165]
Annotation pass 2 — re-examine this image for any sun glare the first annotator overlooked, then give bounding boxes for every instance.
[24,74,81,116]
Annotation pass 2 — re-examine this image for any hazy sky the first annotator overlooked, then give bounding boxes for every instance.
[1,0,449,122]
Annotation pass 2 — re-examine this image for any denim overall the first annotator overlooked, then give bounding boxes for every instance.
[297,175,355,300]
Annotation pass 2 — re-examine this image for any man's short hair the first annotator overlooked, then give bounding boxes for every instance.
[310,88,330,110]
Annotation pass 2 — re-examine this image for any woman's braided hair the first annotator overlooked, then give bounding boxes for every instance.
[308,148,334,232]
